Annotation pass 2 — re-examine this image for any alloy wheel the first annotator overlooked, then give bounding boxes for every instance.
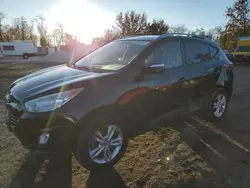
[213,93,226,118]
[88,125,123,164]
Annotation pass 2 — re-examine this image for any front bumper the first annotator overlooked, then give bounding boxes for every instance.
[5,103,78,154]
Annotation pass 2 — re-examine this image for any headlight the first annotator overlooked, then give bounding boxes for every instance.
[25,88,84,112]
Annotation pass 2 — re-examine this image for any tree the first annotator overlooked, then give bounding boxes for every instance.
[33,14,49,47]
[20,17,28,40]
[168,24,188,33]
[92,26,119,46]
[194,28,206,35]
[2,24,12,41]
[147,19,169,35]
[226,0,250,36]
[52,23,65,46]
[0,12,6,41]
[27,20,37,43]
[207,26,223,42]
[116,10,148,35]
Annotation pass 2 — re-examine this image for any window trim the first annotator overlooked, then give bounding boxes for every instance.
[183,39,219,66]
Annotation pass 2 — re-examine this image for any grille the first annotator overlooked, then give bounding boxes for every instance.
[8,112,19,127]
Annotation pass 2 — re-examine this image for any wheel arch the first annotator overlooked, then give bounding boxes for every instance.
[76,104,133,132]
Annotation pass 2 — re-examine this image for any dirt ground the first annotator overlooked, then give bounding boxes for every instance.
[0,62,250,188]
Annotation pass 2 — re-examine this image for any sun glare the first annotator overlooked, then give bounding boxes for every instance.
[48,0,114,44]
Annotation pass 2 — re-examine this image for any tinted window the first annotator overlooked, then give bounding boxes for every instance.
[146,41,182,68]
[3,45,15,51]
[185,41,218,64]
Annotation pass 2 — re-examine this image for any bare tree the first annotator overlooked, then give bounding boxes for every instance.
[194,28,206,35]
[207,26,223,42]
[27,20,37,43]
[91,26,119,46]
[116,10,148,35]
[20,17,28,40]
[0,12,6,41]
[168,24,188,33]
[52,29,58,47]
[33,14,49,47]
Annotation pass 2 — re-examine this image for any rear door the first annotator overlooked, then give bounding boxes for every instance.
[182,39,221,103]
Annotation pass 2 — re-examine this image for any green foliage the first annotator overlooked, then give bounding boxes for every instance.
[147,19,169,35]
[226,0,250,36]
[116,10,148,35]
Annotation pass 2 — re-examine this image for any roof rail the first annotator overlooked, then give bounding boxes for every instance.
[158,32,210,40]
[119,35,137,39]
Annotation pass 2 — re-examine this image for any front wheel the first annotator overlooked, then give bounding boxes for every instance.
[206,88,229,121]
[74,113,128,171]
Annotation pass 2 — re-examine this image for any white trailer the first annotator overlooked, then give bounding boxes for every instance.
[0,40,38,59]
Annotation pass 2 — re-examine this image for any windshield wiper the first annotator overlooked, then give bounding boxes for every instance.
[76,65,106,73]
[80,65,90,71]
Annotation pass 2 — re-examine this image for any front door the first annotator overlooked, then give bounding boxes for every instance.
[135,39,192,125]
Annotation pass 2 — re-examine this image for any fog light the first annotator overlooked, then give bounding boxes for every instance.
[39,132,50,144]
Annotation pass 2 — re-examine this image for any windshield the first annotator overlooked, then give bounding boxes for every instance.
[75,40,150,71]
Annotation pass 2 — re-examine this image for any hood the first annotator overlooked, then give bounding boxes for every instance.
[10,64,113,101]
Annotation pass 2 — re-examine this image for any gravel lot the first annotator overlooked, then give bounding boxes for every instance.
[0,62,250,188]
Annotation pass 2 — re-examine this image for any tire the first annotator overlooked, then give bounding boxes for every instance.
[206,88,229,121]
[22,54,29,59]
[74,113,129,171]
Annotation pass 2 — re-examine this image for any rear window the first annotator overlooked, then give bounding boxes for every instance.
[3,45,15,51]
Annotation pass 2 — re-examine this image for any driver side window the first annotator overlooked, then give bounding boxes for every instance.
[146,41,183,68]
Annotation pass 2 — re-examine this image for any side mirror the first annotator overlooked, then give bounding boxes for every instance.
[148,63,165,73]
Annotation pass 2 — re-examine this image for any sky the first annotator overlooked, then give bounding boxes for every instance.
[0,0,235,44]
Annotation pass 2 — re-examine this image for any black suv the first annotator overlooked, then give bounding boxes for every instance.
[5,33,234,170]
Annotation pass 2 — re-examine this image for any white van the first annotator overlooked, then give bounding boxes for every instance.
[0,40,38,59]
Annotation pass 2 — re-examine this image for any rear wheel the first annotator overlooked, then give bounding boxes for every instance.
[22,54,29,59]
[74,113,128,170]
[206,88,228,121]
